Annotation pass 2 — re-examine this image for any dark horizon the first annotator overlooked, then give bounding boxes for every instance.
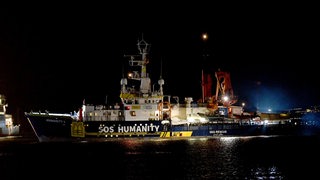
[1,4,319,119]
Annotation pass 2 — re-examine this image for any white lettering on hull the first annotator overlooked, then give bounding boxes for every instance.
[46,119,65,123]
[210,130,227,134]
[98,123,160,133]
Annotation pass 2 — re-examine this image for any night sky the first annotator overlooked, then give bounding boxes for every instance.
[1,4,319,121]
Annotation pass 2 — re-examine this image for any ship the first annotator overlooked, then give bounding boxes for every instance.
[0,94,20,136]
[25,37,320,142]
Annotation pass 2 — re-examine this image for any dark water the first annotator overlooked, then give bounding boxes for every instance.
[1,135,320,180]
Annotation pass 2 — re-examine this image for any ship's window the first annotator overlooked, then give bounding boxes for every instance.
[118,111,122,116]
[130,111,136,116]
[145,100,147,103]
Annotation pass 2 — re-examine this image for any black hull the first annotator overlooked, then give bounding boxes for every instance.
[172,123,320,137]
[25,113,165,142]
[25,114,73,142]
[25,113,320,142]
[82,121,164,137]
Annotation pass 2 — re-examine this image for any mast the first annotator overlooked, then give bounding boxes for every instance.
[124,37,151,94]
[201,69,205,103]
[136,37,150,94]
[137,38,149,79]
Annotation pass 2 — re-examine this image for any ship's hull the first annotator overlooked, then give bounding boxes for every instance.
[25,113,320,142]
[25,113,74,142]
[171,123,320,137]
[25,113,165,142]
[77,120,164,137]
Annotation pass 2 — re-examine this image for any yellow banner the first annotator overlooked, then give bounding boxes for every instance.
[131,105,141,109]
[71,122,85,137]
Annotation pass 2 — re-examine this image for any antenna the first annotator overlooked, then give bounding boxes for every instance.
[121,61,125,78]
[158,57,165,95]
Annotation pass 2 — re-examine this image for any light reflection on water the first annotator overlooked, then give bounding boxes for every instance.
[1,135,320,179]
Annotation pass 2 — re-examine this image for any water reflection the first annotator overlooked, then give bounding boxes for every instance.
[250,166,284,179]
[1,136,319,179]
